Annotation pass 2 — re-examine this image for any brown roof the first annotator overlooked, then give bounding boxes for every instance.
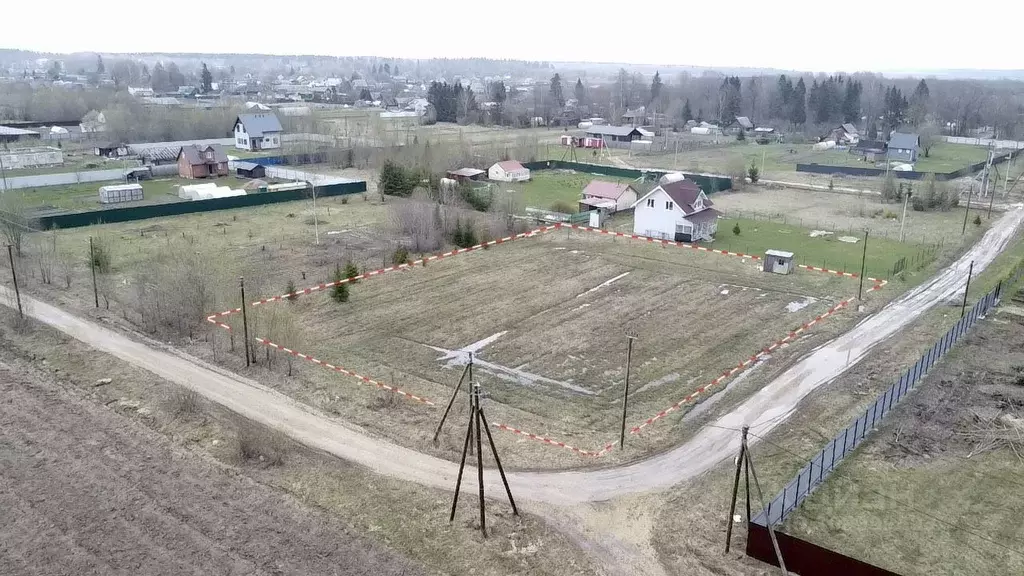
[659,179,712,215]
[685,208,721,224]
[178,143,228,165]
[582,180,634,200]
[496,160,525,172]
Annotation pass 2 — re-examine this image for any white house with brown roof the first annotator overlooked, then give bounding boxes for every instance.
[631,177,719,241]
[580,180,639,213]
[488,160,530,182]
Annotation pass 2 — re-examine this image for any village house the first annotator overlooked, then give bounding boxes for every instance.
[825,123,860,145]
[584,125,644,146]
[888,132,921,163]
[177,144,229,179]
[233,113,283,152]
[631,175,719,242]
[447,167,486,183]
[726,116,756,134]
[579,180,639,214]
[488,160,530,182]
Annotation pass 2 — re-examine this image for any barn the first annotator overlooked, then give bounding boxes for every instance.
[234,161,267,179]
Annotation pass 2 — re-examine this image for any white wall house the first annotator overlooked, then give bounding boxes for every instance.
[233,113,284,152]
[631,178,720,241]
[488,160,530,182]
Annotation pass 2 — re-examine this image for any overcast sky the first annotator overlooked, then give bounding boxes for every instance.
[5,0,1023,73]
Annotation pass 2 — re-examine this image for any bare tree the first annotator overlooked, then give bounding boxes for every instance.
[0,194,30,257]
[918,124,940,158]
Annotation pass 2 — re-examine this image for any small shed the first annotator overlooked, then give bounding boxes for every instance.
[446,167,486,183]
[235,161,267,179]
[99,183,144,204]
[763,250,794,275]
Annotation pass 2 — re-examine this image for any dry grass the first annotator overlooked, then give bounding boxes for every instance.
[237,422,289,466]
[166,389,202,418]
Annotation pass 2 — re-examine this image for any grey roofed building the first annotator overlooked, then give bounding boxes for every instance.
[584,125,643,141]
[234,113,283,137]
[736,116,754,130]
[842,122,859,135]
[178,143,228,165]
[887,132,920,163]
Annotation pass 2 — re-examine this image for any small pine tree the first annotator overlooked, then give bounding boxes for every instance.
[392,245,410,265]
[344,261,359,281]
[286,280,297,301]
[732,223,741,236]
[736,129,746,141]
[331,264,349,303]
[747,161,759,183]
[973,214,982,226]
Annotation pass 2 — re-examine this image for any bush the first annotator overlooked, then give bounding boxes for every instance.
[459,184,493,212]
[286,280,297,301]
[340,196,349,205]
[828,178,834,191]
[973,214,982,226]
[747,161,759,183]
[884,210,899,220]
[89,237,112,273]
[550,199,576,214]
[392,245,410,265]
[732,223,741,236]
[236,423,287,466]
[451,218,478,248]
[167,390,201,418]
[330,264,349,303]
[912,196,926,211]
[736,130,746,141]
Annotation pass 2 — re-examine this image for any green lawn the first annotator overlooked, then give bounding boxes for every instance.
[507,170,639,212]
[10,175,252,214]
[712,217,935,279]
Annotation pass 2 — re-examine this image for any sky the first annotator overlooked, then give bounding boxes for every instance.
[4,0,1024,74]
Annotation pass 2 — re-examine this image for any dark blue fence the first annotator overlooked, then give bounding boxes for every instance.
[752,262,1024,529]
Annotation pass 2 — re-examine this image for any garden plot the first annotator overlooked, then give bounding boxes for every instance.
[271,228,859,462]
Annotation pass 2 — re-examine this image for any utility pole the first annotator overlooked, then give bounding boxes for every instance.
[239,276,250,366]
[311,177,320,245]
[899,187,912,242]
[857,230,869,299]
[7,244,22,318]
[1005,151,1013,196]
[89,236,99,308]
[0,148,8,193]
[961,260,974,318]
[961,181,974,235]
[724,426,750,553]
[620,332,638,449]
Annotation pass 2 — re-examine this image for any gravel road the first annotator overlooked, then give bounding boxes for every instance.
[2,206,1021,505]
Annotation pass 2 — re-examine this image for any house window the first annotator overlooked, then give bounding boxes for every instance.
[665,201,673,210]
[646,198,655,208]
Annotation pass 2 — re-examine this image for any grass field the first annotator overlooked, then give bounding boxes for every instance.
[506,170,639,212]
[781,307,1024,576]
[11,175,258,213]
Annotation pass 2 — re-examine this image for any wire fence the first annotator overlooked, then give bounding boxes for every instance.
[752,261,1024,529]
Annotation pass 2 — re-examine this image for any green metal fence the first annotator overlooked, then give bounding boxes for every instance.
[32,180,366,230]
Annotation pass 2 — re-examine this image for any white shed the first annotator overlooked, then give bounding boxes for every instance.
[488,160,530,182]
[763,250,794,274]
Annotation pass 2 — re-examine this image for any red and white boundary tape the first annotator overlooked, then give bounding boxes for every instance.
[491,423,616,457]
[256,337,434,405]
[205,218,890,454]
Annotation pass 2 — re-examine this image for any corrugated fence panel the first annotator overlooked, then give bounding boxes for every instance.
[750,271,1019,528]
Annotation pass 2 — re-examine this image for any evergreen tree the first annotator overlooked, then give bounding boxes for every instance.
[791,78,807,125]
[574,78,585,105]
[649,71,663,104]
[96,55,104,74]
[200,63,213,93]
[383,62,391,75]
[842,80,862,124]
[808,79,821,123]
[166,62,185,90]
[773,74,794,122]
[331,265,350,303]
[718,76,742,124]
[394,65,399,76]
[883,86,909,131]
[151,62,169,91]
[909,79,930,126]
[549,73,564,108]
[682,99,692,123]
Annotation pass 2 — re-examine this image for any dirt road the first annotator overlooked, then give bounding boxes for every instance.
[3,207,1021,505]
[0,354,418,576]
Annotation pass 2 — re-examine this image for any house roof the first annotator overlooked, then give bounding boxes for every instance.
[495,160,526,172]
[585,125,642,137]
[854,139,887,152]
[582,180,634,200]
[634,179,713,216]
[178,144,228,165]
[0,125,40,136]
[842,123,859,135]
[766,249,794,258]
[236,113,283,137]
[234,161,264,171]
[621,106,645,118]
[736,116,754,129]
[449,167,485,177]
[889,132,920,150]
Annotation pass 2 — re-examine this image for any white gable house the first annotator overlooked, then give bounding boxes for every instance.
[488,160,530,182]
[631,176,720,242]
[233,113,284,152]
